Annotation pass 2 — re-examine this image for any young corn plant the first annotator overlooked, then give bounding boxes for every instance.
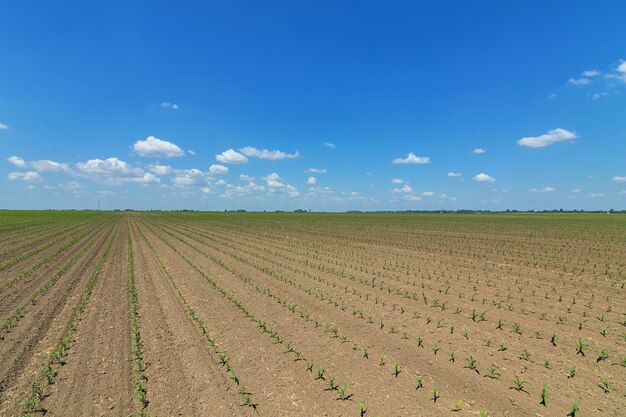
[466,356,479,373]
[511,376,528,392]
[567,366,576,379]
[431,386,439,403]
[415,375,425,390]
[600,378,611,393]
[486,366,501,379]
[597,348,608,363]
[359,401,367,417]
[451,400,462,412]
[576,338,587,356]
[550,331,557,347]
[539,384,549,406]
[567,401,580,417]
[393,362,401,377]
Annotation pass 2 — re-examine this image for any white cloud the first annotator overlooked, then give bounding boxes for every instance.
[611,176,626,182]
[529,186,555,193]
[473,173,495,183]
[7,156,26,168]
[188,150,196,156]
[133,136,184,158]
[161,102,179,110]
[391,184,413,193]
[306,186,334,198]
[306,168,327,174]
[571,188,581,193]
[209,164,229,175]
[30,160,73,174]
[391,178,404,184]
[239,147,299,160]
[0,122,8,130]
[221,181,266,198]
[126,173,160,184]
[517,128,578,148]
[76,157,160,186]
[215,149,248,164]
[422,191,435,197]
[568,77,591,86]
[582,70,600,77]
[8,171,41,182]
[392,152,431,165]
[403,194,422,202]
[618,190,626,196]
[149,164,174,176]
[264,173,299,197]
[307,176,317,185]
[172,168,206,187]
[447,172,462,177]
[473,148,486,154]
[58,181,82,191]
[587,193,604,198]
[324,142,336,148]
[239,174,255,181]
[591,92,609,100]
[77,157,138,175]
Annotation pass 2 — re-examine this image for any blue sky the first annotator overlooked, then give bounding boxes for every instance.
[1,1,625,211]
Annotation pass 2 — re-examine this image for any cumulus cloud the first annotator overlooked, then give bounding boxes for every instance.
[612,176,626,182]
[0,122,8,130]
[7,156,26,168]
[8,171,41,182]
[160,102,179,110]
[582,70,600,77]
[76,157,159,186]
[391,184,413,193]
[133,136,184,157]
[209,164,229,175]
[517,128,578,148]
[264,173,299,197]
[447,172,462,177]
[568,77,592,86]
[239,147,299,160]
[77,157,138,175]
[587,193,604,198]
[324,142,336,148]
[529,186,555,193]
[30,160,73,174]
[221,181,266,198]
[188,150,196,156]
[571,188,581,193]
[306,168,327,174]
[473,148,486,154]
[307,176,317,185]
[215,149,248,164]
[392,152,431,165]
[473,173,495,183]
[239,174,255,181]
[172,168,206,187]
[422,191,435,197]
[391,178,404,184]
[403,194,422,201]
[149,164,174,176]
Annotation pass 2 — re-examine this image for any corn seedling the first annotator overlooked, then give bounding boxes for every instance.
[415,375,424,389]
[576,338,587,356]
[600,378,611,393]
[393,362,401,377]
[451,399,462,411]
[567,366,576,378]
[597,349,608,363]
[567,401,580,417]
[359,401,367,416]
[511,375,528,392]
[431,386,439,403]
[539,384,549,406]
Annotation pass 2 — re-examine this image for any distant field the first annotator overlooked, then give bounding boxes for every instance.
[0,211,624,416]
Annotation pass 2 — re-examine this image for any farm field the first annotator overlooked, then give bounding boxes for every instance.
[0,211,624,416]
